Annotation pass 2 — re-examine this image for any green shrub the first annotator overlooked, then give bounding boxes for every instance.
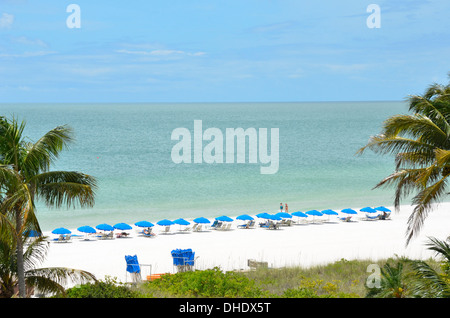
[144,267,268,298]
[64,276,143,298]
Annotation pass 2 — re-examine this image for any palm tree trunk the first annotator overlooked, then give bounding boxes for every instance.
[15,209,26,298]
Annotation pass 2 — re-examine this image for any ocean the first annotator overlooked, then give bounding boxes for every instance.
[1,102,410,231]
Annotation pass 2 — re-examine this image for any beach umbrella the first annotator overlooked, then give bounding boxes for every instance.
[341,208,358,215]
[52,227,72,235]
[113,223,132,231]
[360,207,378,213]
[236,214,254,221]
[135,221,154,228]
[173,218,190,226]
[375,206,391,212]
[276,212,292,219]
[193,217,210,224]
[77,225,96,234]
[96,223,114,231]
[321,209,339,222]
[215,215,233,222]
[262,214,282,221]
[305,210,323,216]
[321,209,338,215]
[157,219,175,226]
[256,213,271,219]
[291,211,308,218]
[305,210,323,223]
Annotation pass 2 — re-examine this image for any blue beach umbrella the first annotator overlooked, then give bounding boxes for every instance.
[305,210,323,216]
[305,210,323,223]
[256,213,271,219]
[113,223,132,231]
[291,211,308,218]
[157,219,175,226]
[173,218,190,226]
[360,207,378,213]
[215,215,234,222]
[96,223,114,231]
[135,221,154,228]
[193,217,210,224]
[276,212,292,219]
[52,227,72,235]
[77,225,96,234]
[263,214,282,221]
[236,214,254,221]
[321,209,338,215]
[341,208,358,215]
[375,206,391,212]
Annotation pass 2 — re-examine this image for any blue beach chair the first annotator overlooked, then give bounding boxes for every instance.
[125,255,151,283]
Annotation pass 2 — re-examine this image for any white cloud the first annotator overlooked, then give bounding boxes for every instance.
[13,36,48,47]
[0,13,14,29]
[0,50,57,58]
[116,49,206,57]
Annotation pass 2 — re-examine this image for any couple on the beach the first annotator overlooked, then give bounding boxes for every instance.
[280,202,288,212]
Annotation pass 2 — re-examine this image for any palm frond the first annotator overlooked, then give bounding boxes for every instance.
[407,259,450,297]
[33,171,97,209]
[357,135,436,160]
[406,177,448,244]
[25,267,97,296]
[22,125,74,177]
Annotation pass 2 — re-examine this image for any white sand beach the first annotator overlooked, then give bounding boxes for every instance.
[40,203,450,285]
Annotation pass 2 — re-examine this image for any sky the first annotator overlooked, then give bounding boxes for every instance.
[0,0,449,103]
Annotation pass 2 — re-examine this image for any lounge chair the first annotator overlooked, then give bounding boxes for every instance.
[267,221,280,230]
[378,212,391,220]
[142,228,155,237]
[161,226,171,234]
[211,220,220,229]
[365,214,379,221]
[53,234,65,243]
[193,224,203,232]
[339,216,352,222]
[116,231,130,238]
[98,232,114,240]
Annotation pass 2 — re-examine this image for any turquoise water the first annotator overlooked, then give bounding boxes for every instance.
[1,102,410,231]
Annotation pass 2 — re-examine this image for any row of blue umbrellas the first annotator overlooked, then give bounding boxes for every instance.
[51,206,392,235]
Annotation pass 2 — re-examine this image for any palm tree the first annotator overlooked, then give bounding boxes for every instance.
[366,260,408,298]
[357,77,450,245]
[0,230,96,298]
[407,237,450,297]
[0,116,97,297]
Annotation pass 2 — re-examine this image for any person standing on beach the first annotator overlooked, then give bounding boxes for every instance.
[280,203,283,212]
[285,203,288,213]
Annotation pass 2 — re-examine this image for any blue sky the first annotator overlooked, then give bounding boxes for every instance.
[0,0,449,103]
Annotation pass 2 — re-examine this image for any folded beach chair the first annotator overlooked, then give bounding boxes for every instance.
[171,249,197,272]
[125,254,151,283]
